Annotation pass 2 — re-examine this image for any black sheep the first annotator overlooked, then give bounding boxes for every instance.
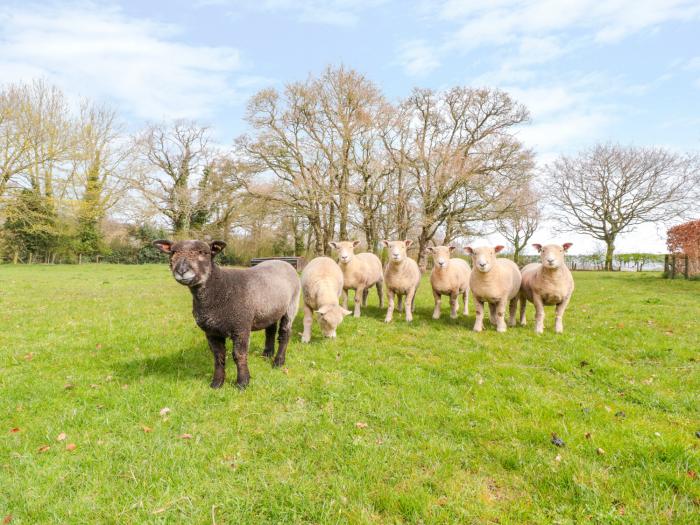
[154,239,300,389]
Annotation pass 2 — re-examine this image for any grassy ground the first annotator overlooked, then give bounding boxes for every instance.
[1,264,699,524]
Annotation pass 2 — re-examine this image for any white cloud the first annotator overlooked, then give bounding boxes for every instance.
[398,40,441,76]
[0,2,249,122]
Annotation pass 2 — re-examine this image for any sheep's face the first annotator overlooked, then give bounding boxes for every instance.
[316,304,352,337]
[383,239,412,263]
[330,240,360,265]
[465,245,504,273]
[533,243,572,269]
[153,239,226,287]
[427,245,455,269]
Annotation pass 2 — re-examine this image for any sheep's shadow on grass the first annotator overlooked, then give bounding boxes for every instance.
[116,341,282,383]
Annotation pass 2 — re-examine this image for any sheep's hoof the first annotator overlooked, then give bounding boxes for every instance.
[450,314,458,320]
[384,318,392,323]
[262,349,274,357]
[272,359,285,368]
[300,337,310,344]
[432,314,440,320]
[210,377,225,389]
[473,326,482,332]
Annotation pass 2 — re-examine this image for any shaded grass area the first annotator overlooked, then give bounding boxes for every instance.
[1,265,699,524]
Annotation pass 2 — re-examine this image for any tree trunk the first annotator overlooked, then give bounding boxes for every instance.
[417,229,430,272]
[605,240,615,271]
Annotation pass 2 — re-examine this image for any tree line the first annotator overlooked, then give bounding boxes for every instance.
[1,67,697,269]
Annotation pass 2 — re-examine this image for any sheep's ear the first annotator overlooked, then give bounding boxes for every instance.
[210,240,227,257]
[494,245,505,253]
[153,240,173,254]
[316,305,331,315]
[426,247,434,254]
[465,246,474,255]
[329,242,338,250]
[532,243,542,253]
[448,245,456,253]
[352,240,361,247]
[404,239,413,247]
[381,240,389,247]
[562,242,573,252]
[342,308,352,316]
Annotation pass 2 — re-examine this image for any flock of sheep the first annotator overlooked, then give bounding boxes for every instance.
[154,238,574,389]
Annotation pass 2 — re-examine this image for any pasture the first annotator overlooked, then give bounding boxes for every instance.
[1,264,699,524]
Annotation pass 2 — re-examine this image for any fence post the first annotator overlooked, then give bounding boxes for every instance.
[685,254,689,279]
[671,255,676,279]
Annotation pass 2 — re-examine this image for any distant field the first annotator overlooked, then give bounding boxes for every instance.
[1,264,699,524]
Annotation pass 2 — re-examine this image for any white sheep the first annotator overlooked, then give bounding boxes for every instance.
[300,256,351,342]
[465,245,521,332]
[519,243,575,334]
[382,240,421,323]
[427,245,471,319]
[329,241,384,318]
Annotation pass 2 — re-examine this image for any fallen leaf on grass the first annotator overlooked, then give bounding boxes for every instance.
[121,384,128,389]
[654,432,661,437]
[604,406,612,413]
[152,508,166,515]
[617,322,625,328]
[596,448,605,455]
[65,443,76,451]
[688,470,697,479]
[9,428,20,434]
[355,422,368,429]
[142,425,153,433]
[56,432,66,442]
[64,383,74,390]
[3,515,12,524]
[664,330,673,336]
[642,377,654,385]
[179,433,193,440]
[615,411,626,418]
[90,384,99,389]
[37,445,50,453]
[95,343,102,350]
[282,368,289,375]
[435,496,448,506]
[555,454,562,462]
[585,432,592,439]
[23,353,34,361]
[159,407,171,417]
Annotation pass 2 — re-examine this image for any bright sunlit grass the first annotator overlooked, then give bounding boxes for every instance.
[1,264,699,523]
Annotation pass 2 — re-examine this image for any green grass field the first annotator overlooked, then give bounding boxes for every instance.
[1,264,699,524]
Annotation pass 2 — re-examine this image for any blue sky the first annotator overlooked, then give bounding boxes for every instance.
[1,0,699,252]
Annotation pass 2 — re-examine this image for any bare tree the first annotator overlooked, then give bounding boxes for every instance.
[495,183,541,264]
[133,120,213,236]
[398,87,532,269]
[546,143,696,271]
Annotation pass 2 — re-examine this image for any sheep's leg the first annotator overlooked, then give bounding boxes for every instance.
[554,295,571,334]
[519,294,527,326]
[207,334,227,389]
[508,297,518,327]
[341,289,348,310]
[273,314,291,368]
[533,294,545,334]
[397,294,404,312]
[301,305,313,344]
[488,303,497,326]
[376,280,384,308]
[462,289,469,316]
[449,291,459,319]
[362,287,369,307]
[473,300,484,332]
[432,291,442,319]
[384,289,395,323]
[263,323,277,356]
[405,288,416,322]
[495,299,508,332]
[353,286,365,318]
[232,331,251,389]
